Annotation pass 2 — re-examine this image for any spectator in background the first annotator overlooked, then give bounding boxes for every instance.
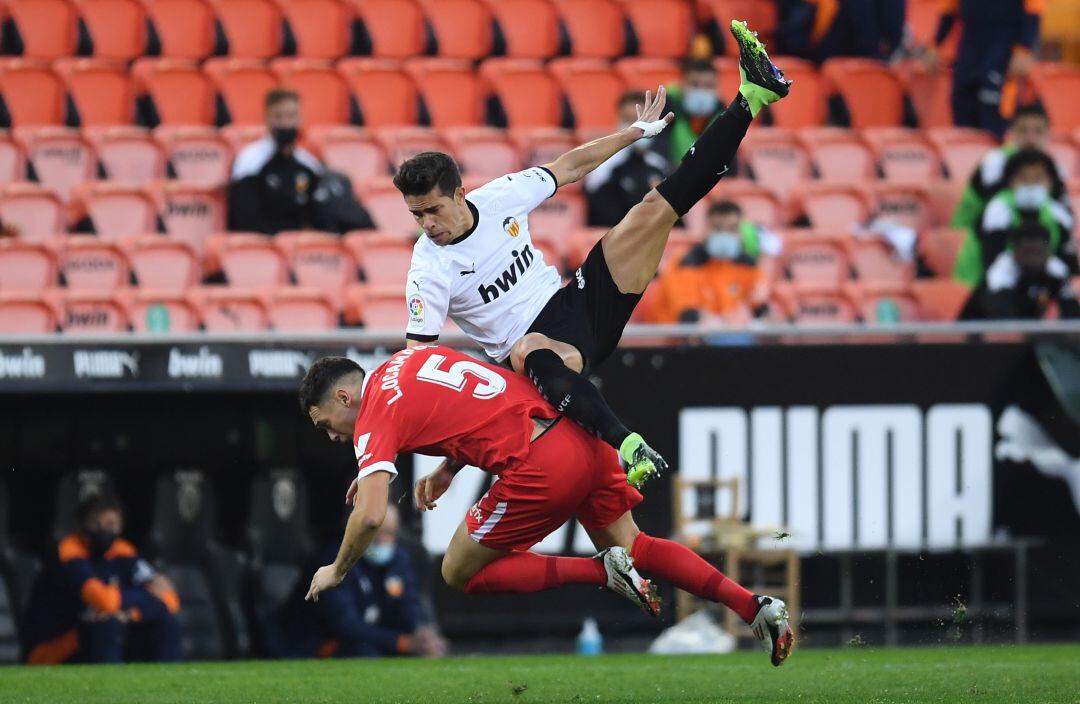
[228,88,374,234]
[925,0,1044,137]
[648,201,780,323]
[585,91,670,227]
[954,148,1076,287]
[961,223,1080,319]
[270,504,447,659]
[654,59,724,163]
[24,494,182,664]
[774,0,905,63]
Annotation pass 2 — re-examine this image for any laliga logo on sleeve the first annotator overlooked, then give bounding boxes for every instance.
[354,432,373,466]
[502,216,520,237]
[408,295,425,324]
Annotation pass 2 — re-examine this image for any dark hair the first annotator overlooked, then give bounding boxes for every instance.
[1003,148,1057,186]
[1012,103,1049,125]
[265,87,300,110]
[393,152,462,197]
[77,492,122,528]
[298,356,365,412]
[1011,222,1051,247]
[683,58,717,76]
[708,200,742,217]
[619,90,647,110]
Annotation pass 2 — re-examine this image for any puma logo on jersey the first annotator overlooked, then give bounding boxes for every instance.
[478,245,535,304]
[459,265,476,276]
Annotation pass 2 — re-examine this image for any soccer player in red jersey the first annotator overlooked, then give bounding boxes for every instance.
[299,347,794,666]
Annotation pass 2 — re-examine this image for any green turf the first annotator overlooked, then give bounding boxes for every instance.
[4,645,1079,704]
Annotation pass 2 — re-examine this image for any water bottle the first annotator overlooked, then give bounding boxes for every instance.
[875,297,900,324]
[577,617,603,656]
[146,304,170,333]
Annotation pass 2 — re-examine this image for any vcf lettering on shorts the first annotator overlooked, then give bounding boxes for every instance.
[469,501,508,542]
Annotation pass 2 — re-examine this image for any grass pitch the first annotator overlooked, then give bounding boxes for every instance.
[4,644,1078,704]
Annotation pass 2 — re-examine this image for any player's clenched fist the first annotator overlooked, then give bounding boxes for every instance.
[414,461,455,512]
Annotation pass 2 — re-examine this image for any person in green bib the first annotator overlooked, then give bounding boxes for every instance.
[954,148,1076,288]
[654,59,726,163]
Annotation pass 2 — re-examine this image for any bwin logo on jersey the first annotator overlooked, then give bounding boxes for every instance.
[478,245,535,304]
[502,217,520,237]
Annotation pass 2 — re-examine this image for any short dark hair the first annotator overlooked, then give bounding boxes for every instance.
[618,90,647,110]
[265,87,299,110]
[298,356,365,412]
[393,152,462,197]
[1012,103,1049,125]
[77,492,122,528]
[709,200,742,217]
[1011,222,1051,247]
[683,58,717,76]
[1003,148,1057,186]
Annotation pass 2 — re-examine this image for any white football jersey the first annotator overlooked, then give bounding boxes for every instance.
[404,167,564,362]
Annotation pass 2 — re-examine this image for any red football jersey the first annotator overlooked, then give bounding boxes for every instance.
[352,345,558,481]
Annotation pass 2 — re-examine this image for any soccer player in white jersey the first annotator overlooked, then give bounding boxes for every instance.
[396,21,790,488]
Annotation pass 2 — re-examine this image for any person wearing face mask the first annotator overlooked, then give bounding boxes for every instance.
[960,223,1080,320]
[584,91,671,227]
[647,201,780,323]
[228,88,375,235]
[651,59,724,164]
[954,148,1076,288]
[270,504,447,659]
[24,493,182,664]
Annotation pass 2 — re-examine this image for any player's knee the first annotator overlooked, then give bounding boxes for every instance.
[440,556,471,592]
[509,334,547,373]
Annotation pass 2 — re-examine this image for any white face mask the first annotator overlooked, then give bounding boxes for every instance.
[683,87,718,117]
[706,232,741,260]
[1014,184,1049,210]
[364,542,395,566]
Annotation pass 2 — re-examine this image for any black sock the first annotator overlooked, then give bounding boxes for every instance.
[524,349,631,451]
[656,94,753,216]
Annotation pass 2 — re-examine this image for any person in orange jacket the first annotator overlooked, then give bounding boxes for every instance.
[648,201,779,324]
[24,493,182,664]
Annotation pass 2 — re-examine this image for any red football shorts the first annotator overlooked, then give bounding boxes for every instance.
[464,417,643,552]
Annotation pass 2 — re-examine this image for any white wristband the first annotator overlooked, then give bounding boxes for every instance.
[631,119,670,138]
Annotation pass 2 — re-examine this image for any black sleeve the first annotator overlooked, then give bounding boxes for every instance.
[227,176,272,234]
[980,288,1019,319]
[1056,226,1079,275]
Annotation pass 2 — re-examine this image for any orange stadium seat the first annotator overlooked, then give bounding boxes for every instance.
[788,290,860,325]
[337,59,420,128]
[850,239,914,285]
[488,0,559,59]
[565,228,606,267]
[418,0,493,60]
[0,241,57,292]
[210,0,284,58]
[56,291,129,333]
[821,59,905,128]
[220,124,268,153]
[482,60,563,128]
[1047,134,1080,180]
[764,56,825,128]
[193,287,269,330]
[143,0,217,59]
[219,235,288,286]
[57,238,129,291]
[707,181,785,229]
[270,59,352,126]
[623,0,693,59]
[528,190,585,239]
[860,283,922,324]
[917,226,967,278]
[0,184,66,242]
[125,290,201,332]
[925,127,997,181]
[782,237,850,288]
[359,180,420,236]
[406,59,487,128]
[75,183,159,240]
[901,63,953,128]
[553,0,626,59]
[287,233,359,292]
[155,126,233,187]
[278,0,353,59]
[5,0,80,59]
[1030,63,1080,131]
[796,184,872,230]
[800,130,875,184]
[614,58,681,92]
[359,236,415,285]
[17,127,97,202]
[129,237,200,288]
[712,56,743,102]
[53,58,137,127]
[72,0,148,60]
[862,128,942,184]
[155,183,226,252]
[549,59,626,130]
[872,183,934,230]
[269,288,339,330]
[350,0,427,58]
[203,59,278,126]
[309,126,389,184]
[444,127,521,179]
[0,61,67,126]
[132,59,216,126]
[905,0,956,61]
[0,135,27,186]
[350,285,405,329]
[741,129,811,196]
[910,278,969,321]
[702,0,778,56]
[373,127,448,169]
[0,294,58,333]
[508,127,575,166]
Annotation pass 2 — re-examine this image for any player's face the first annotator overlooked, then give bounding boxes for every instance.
[405,186,470,246]
[308,394,358,443]
[1010,116,1049,151]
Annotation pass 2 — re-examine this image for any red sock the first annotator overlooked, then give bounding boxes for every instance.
[463,552,607,594]
[630,533,758,623]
